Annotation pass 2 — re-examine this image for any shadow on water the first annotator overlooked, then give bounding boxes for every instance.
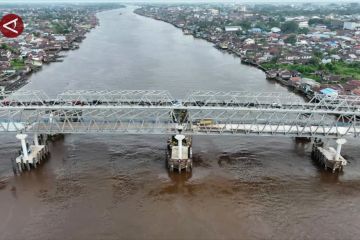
[0,177,8,190]
[217,150,258,168]
[143,173,196,202]
[192,153,211,168]
[316,169,343,183]
[293,138,312,155]
[167,170,192,183]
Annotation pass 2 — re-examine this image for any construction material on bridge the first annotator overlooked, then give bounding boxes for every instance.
[166,134,193,173]
[12,133,50,174]
[311,139,347,173]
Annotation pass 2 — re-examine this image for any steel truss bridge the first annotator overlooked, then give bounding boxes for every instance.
[0,90,360,138]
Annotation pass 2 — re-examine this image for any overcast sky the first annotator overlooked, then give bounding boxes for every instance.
[1,0,357,3]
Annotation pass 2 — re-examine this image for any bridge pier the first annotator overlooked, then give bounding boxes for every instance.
[311,138,347,173]
[335,139,347,161]
[12,133,50,175]
[166,134,193,173]
[16,134,29,159]
[33,133,39,146]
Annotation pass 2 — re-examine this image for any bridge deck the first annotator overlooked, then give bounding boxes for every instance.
[0,90,359,138]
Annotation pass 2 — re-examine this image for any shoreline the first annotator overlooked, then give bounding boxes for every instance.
[2,32,93,93]
[134,10,314,100]
[4,50,77,92]
[1,7,124,93]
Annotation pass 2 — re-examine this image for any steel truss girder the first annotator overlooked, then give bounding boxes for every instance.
[0,90,175,107]
[1,90,360,111]
[0,90,359,137]
[184,91,360,112]
[0,106,359,138]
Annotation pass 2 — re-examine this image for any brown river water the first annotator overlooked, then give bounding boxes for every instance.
[1,7,360,240]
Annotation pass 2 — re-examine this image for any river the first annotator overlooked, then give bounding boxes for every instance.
[1,7,360,240]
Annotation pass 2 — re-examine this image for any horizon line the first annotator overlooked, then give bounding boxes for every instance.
[1,0,359,3]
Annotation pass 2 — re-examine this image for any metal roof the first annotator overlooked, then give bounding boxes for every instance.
[320,88,338,95]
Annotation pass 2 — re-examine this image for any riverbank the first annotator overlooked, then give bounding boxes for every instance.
[134,7,360,99]
[134,9,316,99]
[2,8,360,240]
[2,49,78,92]
[0,4,125,93]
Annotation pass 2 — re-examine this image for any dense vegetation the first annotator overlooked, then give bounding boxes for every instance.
[0,43,18,54]
[51,22,71,34]
[10,59,25,70]
[261,61,360,82]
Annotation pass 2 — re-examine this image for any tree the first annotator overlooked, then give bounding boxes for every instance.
[325,63,335,71]
[0,43,17,53]
[308,18,322,26]
[309,57,320,66]
[313,51,323,59]
[281,21,299,34]
[284,34,297,45]
[268,18,280,28]
[270,56,279,64]
[298,27,309,35]
[33,32,41,38]
[239,20,251,31]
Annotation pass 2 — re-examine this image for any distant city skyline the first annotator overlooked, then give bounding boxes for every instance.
[2,0,359,3]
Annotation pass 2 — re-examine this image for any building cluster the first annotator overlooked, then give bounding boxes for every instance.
[135,3,360,97]
[0,4,123,92]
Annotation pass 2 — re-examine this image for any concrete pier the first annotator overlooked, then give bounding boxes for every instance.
[311,139,347,173]
[12,133,50,174]
[166,135,193,173]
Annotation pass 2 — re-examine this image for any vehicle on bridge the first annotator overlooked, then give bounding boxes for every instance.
[166,134,192,173]
[195,118,215,126]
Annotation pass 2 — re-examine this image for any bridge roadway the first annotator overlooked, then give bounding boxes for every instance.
[0,90,359,138]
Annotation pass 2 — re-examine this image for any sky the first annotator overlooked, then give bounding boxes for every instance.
[1,0,358,2]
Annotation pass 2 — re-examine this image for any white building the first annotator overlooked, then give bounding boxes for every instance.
[244,38,255,45]
[53,35,66,41]
[319,88,338,99]
[343,22,359,30]
[210,9,219,15]
[315,25,327,31]
[322,58,332,64]
[271,27,281,33]
[225,26,242,32]
[299,21,309,28]
[238,5,246,12]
